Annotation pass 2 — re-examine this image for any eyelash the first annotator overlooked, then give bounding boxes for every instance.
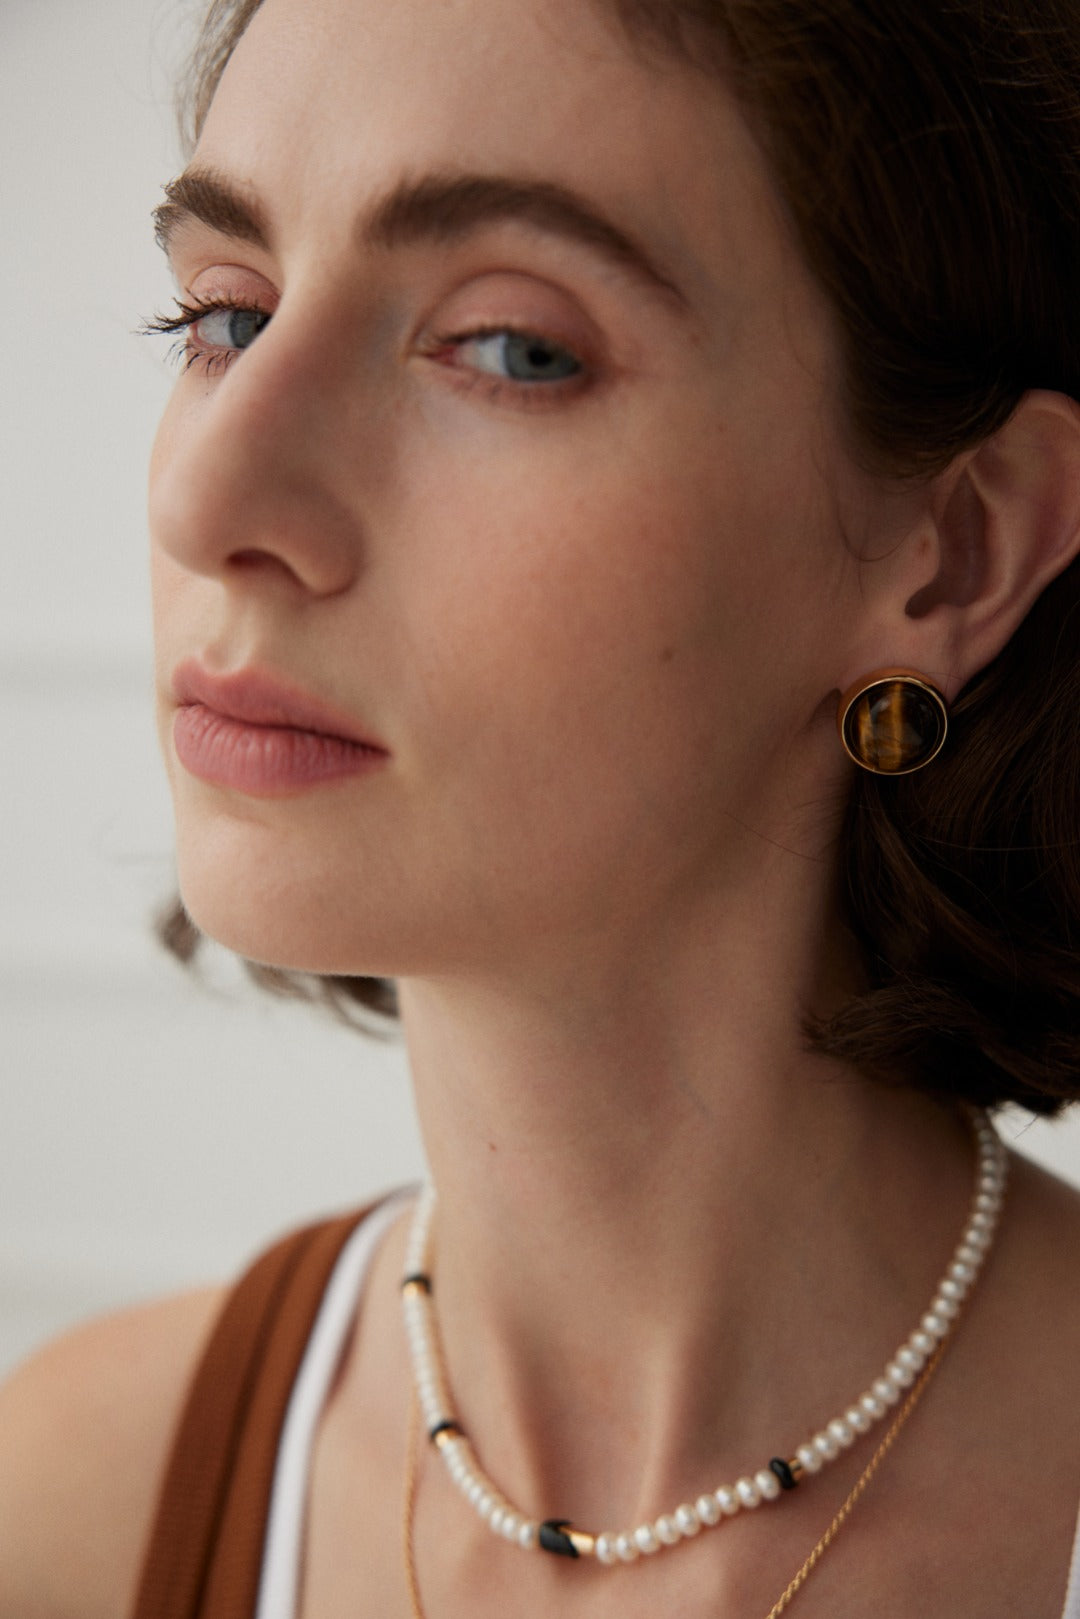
[138,295,588,403]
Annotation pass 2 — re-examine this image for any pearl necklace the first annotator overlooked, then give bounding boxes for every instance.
[401,1109,1006,1567]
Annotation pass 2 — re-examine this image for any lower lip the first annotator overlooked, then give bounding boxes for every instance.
[173,704,387,796]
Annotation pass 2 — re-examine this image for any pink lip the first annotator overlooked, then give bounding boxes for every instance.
[170,660,389,797]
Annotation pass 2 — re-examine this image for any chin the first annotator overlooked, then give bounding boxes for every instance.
[173,822,398,978]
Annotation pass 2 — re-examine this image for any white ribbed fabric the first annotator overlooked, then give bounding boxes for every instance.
[253,1192,1080,1619]
[1064,1499,1080,1619]
[254,1190,415,1619]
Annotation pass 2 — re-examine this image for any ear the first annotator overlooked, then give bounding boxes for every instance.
[840,391,1080,702]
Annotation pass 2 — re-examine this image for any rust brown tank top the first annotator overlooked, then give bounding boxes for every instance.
[130,1207,375,1619]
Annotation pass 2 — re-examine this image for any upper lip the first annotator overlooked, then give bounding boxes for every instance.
[172,659,388,750]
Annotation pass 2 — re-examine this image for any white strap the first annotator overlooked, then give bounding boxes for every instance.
[1063,1488,1080,1619]
[254,1191,415,1619]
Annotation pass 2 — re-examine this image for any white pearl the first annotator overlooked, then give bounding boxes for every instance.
[846,1404,872,1434]
[675,1504,701,1536]
[400,1137,1009,1574]
[828,1418,855,1449]
[813,1430,840,1461]
[403,1124,1009,1575]
[795,1444,823,1475]
[695,1493,722,1526]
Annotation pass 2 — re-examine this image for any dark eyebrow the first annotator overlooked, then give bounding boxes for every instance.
[154,168,269,254]
[153,165,689,311]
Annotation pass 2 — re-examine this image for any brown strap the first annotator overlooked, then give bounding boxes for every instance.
[131,1205,378,1619]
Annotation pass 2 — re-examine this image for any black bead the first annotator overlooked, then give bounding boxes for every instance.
[539,1520,580,1557]
[402,1272,433,1292]
[428,1420,464,1444]
[769,1457,798,1491]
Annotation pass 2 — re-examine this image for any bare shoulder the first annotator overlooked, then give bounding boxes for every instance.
[996,1148,1080,1324]
[980,1145,1080,1408]
[1006,1146,1080,1274]
[0,1286,225,1619]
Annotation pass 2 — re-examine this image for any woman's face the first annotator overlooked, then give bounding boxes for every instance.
[149,0,887,978]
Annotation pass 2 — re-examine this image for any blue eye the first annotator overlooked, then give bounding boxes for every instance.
[137,298,272,376]
[192,306,271,352]
[466,330,582,384]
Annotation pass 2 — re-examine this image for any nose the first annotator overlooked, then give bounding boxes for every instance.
[149,301,374,598]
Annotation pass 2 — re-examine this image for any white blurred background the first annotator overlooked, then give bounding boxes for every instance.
[1,0,1078,1381]
[0,0,423,1378]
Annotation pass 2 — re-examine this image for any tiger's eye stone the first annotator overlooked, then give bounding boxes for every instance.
[840,678,947,774]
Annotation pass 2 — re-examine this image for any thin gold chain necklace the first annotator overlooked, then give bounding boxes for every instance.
[403,1335,948,1619]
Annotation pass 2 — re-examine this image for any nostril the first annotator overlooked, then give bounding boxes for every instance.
[227,548,299,575]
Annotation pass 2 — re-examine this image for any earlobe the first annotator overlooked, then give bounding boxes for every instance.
[915,390,1080,683]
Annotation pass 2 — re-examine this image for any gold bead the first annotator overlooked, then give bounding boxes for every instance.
[432,1423,465,1450]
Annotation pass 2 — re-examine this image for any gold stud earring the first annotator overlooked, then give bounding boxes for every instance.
[837,668,948,775]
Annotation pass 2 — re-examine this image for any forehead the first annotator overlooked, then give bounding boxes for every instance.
[196,0,809,322]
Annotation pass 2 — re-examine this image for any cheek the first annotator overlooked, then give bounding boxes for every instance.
[402,415,820,748]
[394,479,757,843]
[385,387,845,907]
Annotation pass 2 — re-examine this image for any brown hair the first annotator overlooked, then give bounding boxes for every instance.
[163,0,1080,1111]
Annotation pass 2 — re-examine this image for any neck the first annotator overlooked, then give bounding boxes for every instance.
[394,861,975,1529]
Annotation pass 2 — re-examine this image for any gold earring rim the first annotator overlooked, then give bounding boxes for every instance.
[837,668,949,775]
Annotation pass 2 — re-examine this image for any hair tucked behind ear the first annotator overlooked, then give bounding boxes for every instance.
[165,0,1080,1112]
